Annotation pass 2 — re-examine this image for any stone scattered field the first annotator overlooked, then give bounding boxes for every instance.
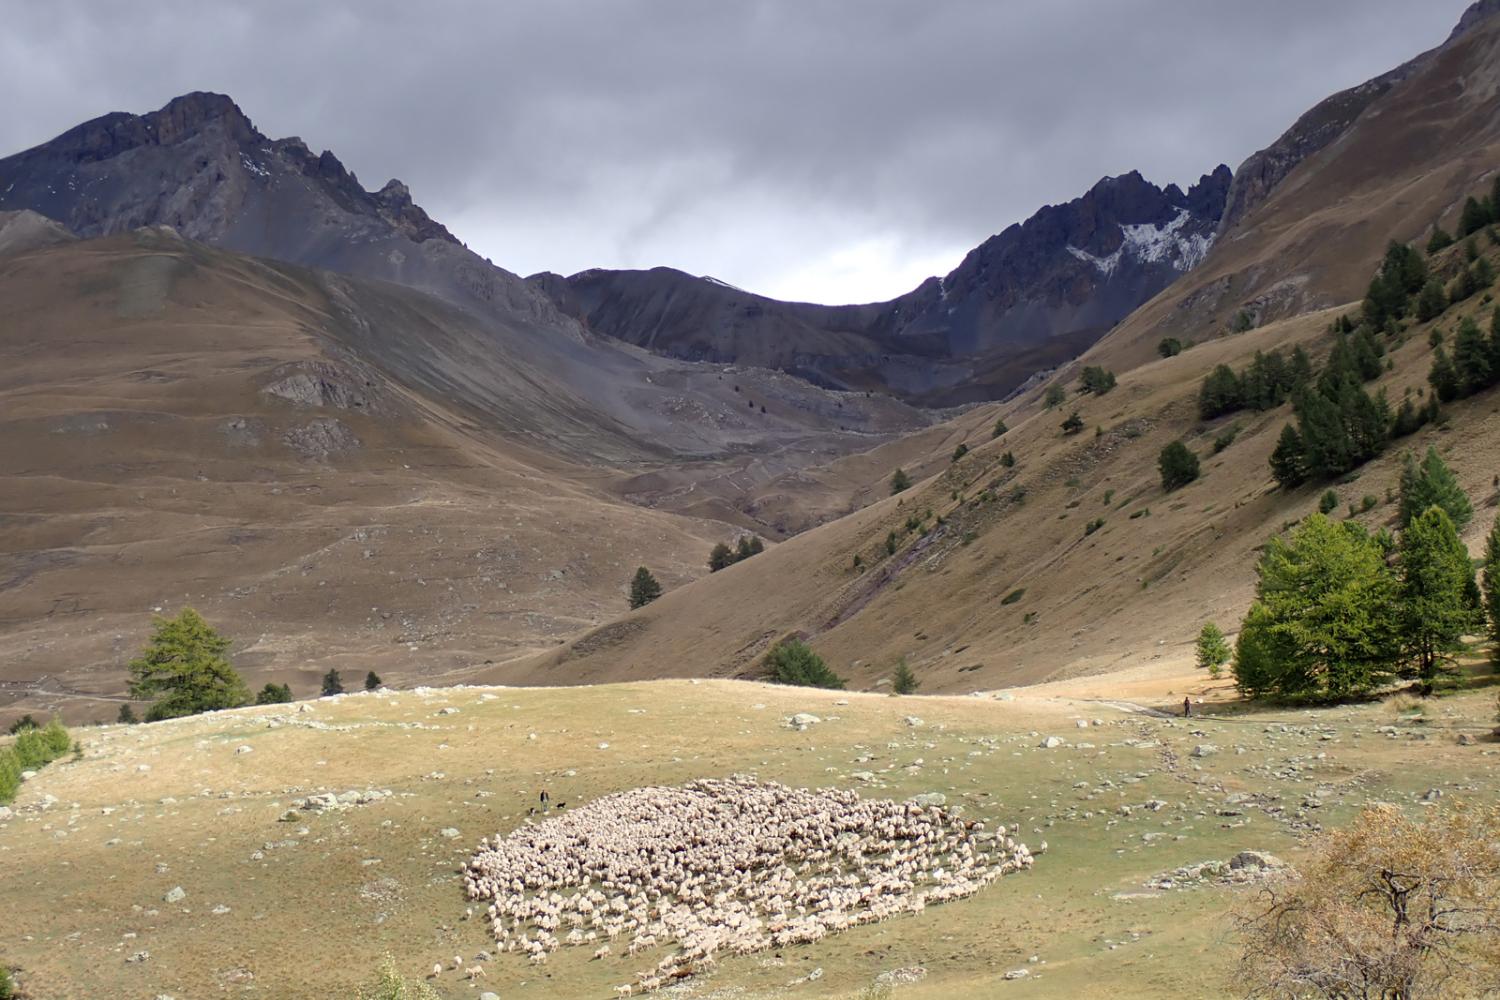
[1,676,1496,998]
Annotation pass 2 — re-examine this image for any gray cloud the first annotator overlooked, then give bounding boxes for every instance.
[0,0,1473,302]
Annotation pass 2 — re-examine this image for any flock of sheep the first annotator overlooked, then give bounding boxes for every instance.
[463,775,1034,994]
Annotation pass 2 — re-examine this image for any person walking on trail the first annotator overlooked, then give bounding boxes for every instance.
[539,789,550,807]
[1183,696,1192,718]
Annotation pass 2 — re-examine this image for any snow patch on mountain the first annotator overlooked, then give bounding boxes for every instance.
[1066,210,1214,278]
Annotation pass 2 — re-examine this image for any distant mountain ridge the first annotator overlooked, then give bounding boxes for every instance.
[530,165,1231,405]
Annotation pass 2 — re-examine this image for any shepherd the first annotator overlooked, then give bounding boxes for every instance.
[1183,696,1192,718]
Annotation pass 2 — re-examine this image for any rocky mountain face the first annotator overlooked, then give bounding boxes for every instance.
[530,166,1231,405]
[0,93,937,466]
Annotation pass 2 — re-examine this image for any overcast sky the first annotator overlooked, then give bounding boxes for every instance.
[0,1,1475,303]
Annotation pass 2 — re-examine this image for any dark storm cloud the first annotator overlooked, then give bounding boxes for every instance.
[0,0,1474,302]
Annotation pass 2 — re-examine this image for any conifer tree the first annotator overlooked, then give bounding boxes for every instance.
[991,418,1007,439]
[321,669,344,697]
[255,682,293,704]
[1460,195,1492,237]
[627,567,663,609]
[890,468,912,494]
[117,703,138,725]
[1428,345,1460,403]
[1398,447,1472,530]
[1484,513,1500,660]
[1399,506,1482,688]
[1044,383,1066,409]
[1269,424,1308,489]
[999,451,1016,469]
[765,639,845,689]
[1195,623,1231,678]
[1199,364,1243,419]
[1060,411,1084,435]
[1158,441,1200,491]
[708,542,734,571]
[1416,279,1447,322]
[891,657,920,695]
[1453,316,1492,393]
[1233,515,1401,700]
[127,609,249,722]
[364,671,382,691]
[1427,227,1454,255]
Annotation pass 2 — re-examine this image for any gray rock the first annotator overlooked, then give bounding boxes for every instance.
[163,886,186,903]
[909,792,947,807]
[788,713,821,731]
[1229,850,1285,871]
[1039,736,1065,749]
[1191,744,1218,758]
[439,827,461,839]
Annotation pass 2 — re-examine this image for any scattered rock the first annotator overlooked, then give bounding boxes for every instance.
[235,745,253,755]
[909,792,947,807]
[1004,968,1030,980]
[1039,736,1065,749]
[439,827,461,839]
[164,886,186,903]
[1190,744,1218,758]
[788,713,821,731]
[903,716,924,727]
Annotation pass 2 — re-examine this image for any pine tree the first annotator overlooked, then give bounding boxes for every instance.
[891,658,920,695]
[1158,441,1200,491]
[992,418,1008,439]
[765,639,845,689]
[951,443,969,462]
[890,468,912,495]
[117,703,138,725]
[1428,344,1460,402]
[999,451,1016,468]
[1427,227,1454,255]
[1044,383,1067,409]
[1416,279,1448,322]
[1484,513,1500,660]
[1453,316,1492,394]
[255,682,292,704]
[127,608,249,722]
[1199,364,1243,419]
[627,567,663,609]
[1398,447,1473,530]
[1060,411,1084,435]
[320,669,344,697]
[1460,195,1492,237]
[1269,424,1308,489]
[364,671,382,691]
[1195,623,1231,678]
[1235,514,1402,700]
[708,542,734,571]
[1399,506,1481,688]
[1157,337,1183,358]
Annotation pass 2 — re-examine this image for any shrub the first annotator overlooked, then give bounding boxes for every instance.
[951,443,969,463]
[1044,383,1066,409]
[999,451,1015,468]
[1212,423,1241,454]
[6,715,36,735]
[1157,337,1182,358]
[40,719,70,758]
[627,566,662,609]
[890,468,912,495]
[255,683,292,705]
[991,418,1007,439]
[1078,365,1116,394]
[1060,411,1084,435]
[128,608,248,722]
[0,748,20,804]
[1158,441,1200,491]
[1084,518,1105,536]
[1318,489,1338,514]
[891,658,920,695]
[765,639,845,689]
[0,964,12,1000]
[1235,804,1500,998]
[356,955,440,1000]
[1000,588,1026,606]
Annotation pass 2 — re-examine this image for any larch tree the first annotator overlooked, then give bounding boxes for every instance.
[127,608,249,722]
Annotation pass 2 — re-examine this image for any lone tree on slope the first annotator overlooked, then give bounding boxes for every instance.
[127,608,249,722]
[628,567,663,609]
[321,669,345,697]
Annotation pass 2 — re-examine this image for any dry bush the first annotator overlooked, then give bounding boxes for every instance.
[1235,803,1500,999]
